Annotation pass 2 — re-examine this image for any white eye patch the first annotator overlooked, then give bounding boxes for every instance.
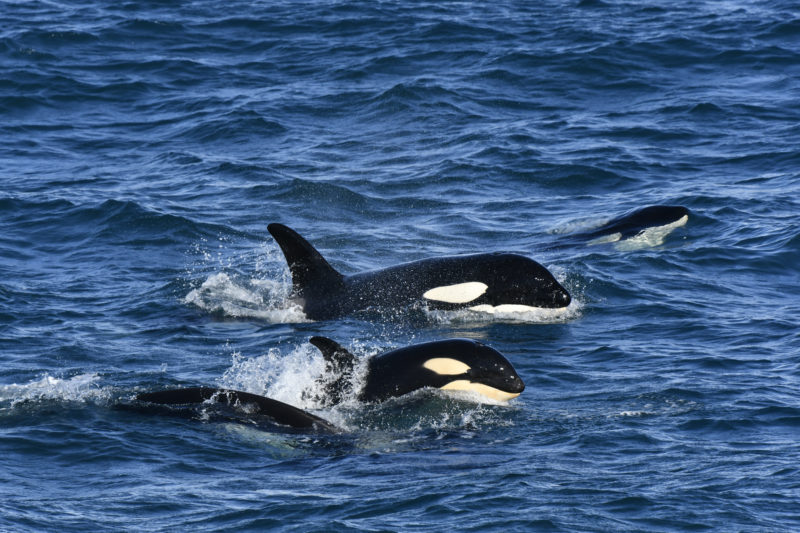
[423,282,488,304]
[423,357,471,375]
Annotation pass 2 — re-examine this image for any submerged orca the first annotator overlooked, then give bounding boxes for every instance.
[134,337,524,431]
[307,336,525,406]
[550,205,690,249]
[583,205,688,241]
[267,223,571,320]
[135,387,339,433]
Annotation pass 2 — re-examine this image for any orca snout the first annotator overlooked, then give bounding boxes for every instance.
[469,361,525,395]
[490,366,524,395]
[533,281,571,308]
[554,286,571,308]
[508,374,525,394]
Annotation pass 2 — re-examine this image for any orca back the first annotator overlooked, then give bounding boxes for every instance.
[584,205,689,240]
[136,387,339,433]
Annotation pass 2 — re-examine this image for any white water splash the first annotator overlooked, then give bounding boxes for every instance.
[185,236,309,322]
[218,343,326,409]
[184,272,309,323]
[0,373,108,407]
[214,341,376,433]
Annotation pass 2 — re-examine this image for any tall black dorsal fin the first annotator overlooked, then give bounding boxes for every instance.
[309,336,356,373]
[267,223,343,297]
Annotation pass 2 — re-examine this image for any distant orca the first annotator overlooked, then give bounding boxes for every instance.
[306,336,525,406]
[136,387,339,433]
[552,205,690,248]
[267,223,571,320]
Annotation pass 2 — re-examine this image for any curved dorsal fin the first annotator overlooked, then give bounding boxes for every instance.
[308,336,357,407]
[267,223,343,297]
[310,336,356,373]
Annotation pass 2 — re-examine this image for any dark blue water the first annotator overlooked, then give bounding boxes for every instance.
[2,1,799,531]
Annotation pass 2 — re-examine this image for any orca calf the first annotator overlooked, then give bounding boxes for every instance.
[267,223,571,320]
[551,205,690,249]
[136,387,339,433]
[307,336,525,407]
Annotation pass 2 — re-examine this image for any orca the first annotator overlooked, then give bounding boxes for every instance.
[134,337,525,431]
[552,205,690,248]
[306,336,525,406]
[267,223,570,320]
[135,387,339,433]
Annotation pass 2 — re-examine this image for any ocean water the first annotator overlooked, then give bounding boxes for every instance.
[1,0,799,531]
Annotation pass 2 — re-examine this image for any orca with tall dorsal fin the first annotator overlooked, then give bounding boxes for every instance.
[267,223,571,320]
[306,336,525,407]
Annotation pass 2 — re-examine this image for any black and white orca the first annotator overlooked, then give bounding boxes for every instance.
[267,223,571,320]
[306,336,525,407]
[551,205,690,249]
[134,337,524,431]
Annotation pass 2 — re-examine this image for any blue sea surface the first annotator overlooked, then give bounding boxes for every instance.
[2,0,799,531]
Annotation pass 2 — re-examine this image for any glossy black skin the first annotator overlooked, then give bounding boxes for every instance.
[309,337,525,406]
[133,339,525,431]
[360,338,525,403]
[135,387,338,433]
[267,223,570,321]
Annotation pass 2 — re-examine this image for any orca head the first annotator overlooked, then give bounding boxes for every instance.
[413,339,526,402]
[421,254,571,312]
[476,254,571,310]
